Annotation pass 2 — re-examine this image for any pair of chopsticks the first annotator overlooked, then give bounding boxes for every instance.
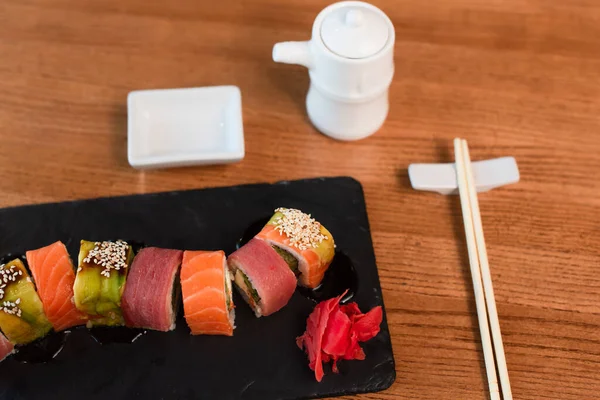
[454,138,513,400]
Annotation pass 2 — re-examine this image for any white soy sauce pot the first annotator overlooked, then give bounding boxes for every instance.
[273,1,395,141]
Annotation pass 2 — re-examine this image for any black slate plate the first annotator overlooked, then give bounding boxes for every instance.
[0,177,395,400]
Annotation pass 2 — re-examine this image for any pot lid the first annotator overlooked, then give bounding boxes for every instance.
[320,4,389,59]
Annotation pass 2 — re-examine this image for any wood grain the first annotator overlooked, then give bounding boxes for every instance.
[1,0,600,398]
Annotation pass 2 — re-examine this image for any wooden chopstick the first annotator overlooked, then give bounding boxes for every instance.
[460,139,513,400]
[453,138,501,400]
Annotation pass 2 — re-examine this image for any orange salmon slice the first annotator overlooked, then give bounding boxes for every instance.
[26,241,87,331]
[180,250,234,336]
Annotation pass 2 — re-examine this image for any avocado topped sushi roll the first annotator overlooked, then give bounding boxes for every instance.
[73,240,134,327]
[256,208,335,289]
[0,259,52,344]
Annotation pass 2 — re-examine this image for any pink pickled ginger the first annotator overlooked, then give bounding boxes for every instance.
[296,291,383,382]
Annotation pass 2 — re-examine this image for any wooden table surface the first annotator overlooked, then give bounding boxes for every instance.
[1,0,600,398]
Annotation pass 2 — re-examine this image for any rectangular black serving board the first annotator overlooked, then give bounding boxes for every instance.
[0,177,395,400]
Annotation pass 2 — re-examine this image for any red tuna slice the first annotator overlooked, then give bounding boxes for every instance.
[0,332,14,362]
[228,238,296,317]
[122,247,183,331]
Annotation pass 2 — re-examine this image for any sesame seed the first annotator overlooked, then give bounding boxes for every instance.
[273,208,329,250]
[82,241,129,278]
[0,295,21,317]
[0,263,24,312]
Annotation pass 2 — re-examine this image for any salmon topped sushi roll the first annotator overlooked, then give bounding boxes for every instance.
[256,208,335,289]
[26,241,87,331]
[180,251,235,336]
[122,247,183,332]
[0,259,52,344]
[73,240,134,327]
[228,238,296,317]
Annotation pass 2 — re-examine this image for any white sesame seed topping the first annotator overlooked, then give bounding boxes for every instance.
[272,208,329,250]
[82,240,129,278]
[0,264,22,316]
[0,263,24,318]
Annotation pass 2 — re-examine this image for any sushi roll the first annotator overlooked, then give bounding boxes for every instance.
[256,207,335,289]
[227,238,296,317]
[26,241,87,331]
[122,247,183,332]
[0,332,15,362]
[0,259,52,344]
[180,250,235,336]
[73,240,134,327]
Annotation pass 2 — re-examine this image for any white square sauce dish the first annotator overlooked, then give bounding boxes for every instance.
[127,86,244,169]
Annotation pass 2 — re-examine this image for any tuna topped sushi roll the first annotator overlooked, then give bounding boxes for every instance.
[228,238,296,317]
[180,250,235,336]
[0,332,14,362]
[122,247,183,332]
[0,259,52,344]
[26,241,87,331]
[73,240,134,327]
[256,208,335,289]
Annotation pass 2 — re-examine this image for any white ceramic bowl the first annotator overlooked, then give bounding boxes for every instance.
[127,86,245,169]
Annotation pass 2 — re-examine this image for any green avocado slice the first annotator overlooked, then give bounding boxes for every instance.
[73,240,134,327]
[271,246,300,276]
[0,259,52,344]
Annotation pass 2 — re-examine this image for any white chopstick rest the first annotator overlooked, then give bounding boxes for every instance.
[409,157,519,195]
[454,138,513,400]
